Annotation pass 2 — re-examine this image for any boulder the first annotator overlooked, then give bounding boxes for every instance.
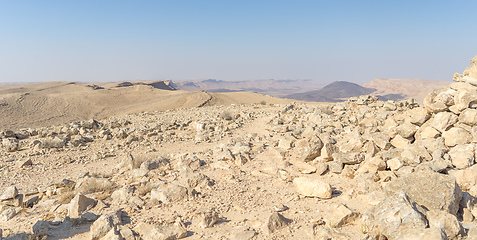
[328,204,360,228]
[0,186,18,200]
[408,107,431,126]
[426,210,462,239]
[384,171,462,215]
[362,191,428,238]
[90,211,122,240]
[111,185,135,204]
[263,212,291,234]
[442,127,472,147]
[2,138,18,152]
[449,144,475,169]
[293,177,332,199]
[142,223,188,240]
[151,184,188,203]
[429,112,458,133]
[459,108,477,126]
[68,194,97,218]
[293,135,323,162]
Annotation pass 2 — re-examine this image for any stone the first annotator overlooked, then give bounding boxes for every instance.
[100,228,122,240]
[320,142,337,162]
[362,191,428,238]
[81,212,99,222]
[419,126,441,139]
[68,194,97,218]
[118,226,136,240]
[16,158,32,168]
[449,165,477,191]
[264,212,290,234]
[384,171,462,215]
[369,132,391,150]
[23,196,39,208]
[442,127,472,147]
[2,194,23,207]
[408,107,431,126]
[142,223,188,240]
[293,135,323,162]
[429,112,458,133]
[293,177,332,199]
[0,207,18,221]
[356,156,386,175]
[391,227,446,240]
[0,186,18,200]
[140,157,169,171]
[329,204,360,228]
[32,220,53,236]
[328,161,343,174]
[386,158,403,171]
[396,122,418,138]
[423,91,449,113]
[294,162,316,174]
[459,108,477,126]
[151,184,188,203]
[315,162,328,175]
[331,152,364,165]
[3,233,29,240]
[427,210,462,239]
[111,185,135,204]
[2,138,18,152]
[390,134,411,148]
[449,144,475,169]
[232,230,257,240]
[454,89,477,111]
[90,211,122,240]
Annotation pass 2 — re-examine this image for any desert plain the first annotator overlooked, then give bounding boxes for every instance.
[0,57,476,239]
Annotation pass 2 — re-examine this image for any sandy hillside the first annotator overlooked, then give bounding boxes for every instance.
[363,78,451,103]
[0,81,291,130]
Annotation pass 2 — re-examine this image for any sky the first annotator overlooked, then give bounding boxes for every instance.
[0,0,476,84]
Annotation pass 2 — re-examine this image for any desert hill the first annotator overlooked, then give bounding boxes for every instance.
[284,78,452,103]
[284,81,376,102]
[362,78,452,103]
[0,81,291,130]
[174,79,325,97]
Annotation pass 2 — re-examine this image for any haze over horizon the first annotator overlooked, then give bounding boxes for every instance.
[1,1,476,84]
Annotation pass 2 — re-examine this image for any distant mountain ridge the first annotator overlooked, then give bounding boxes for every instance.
[284,79,452,103]
[285,81,376,102]
[174,79,324,97]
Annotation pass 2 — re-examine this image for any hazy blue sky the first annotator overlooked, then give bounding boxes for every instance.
[1,1,476,84]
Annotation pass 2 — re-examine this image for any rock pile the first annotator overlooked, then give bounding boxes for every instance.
[1,57,477,239]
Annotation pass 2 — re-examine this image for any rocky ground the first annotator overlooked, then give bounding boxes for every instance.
[1,57,477,239]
